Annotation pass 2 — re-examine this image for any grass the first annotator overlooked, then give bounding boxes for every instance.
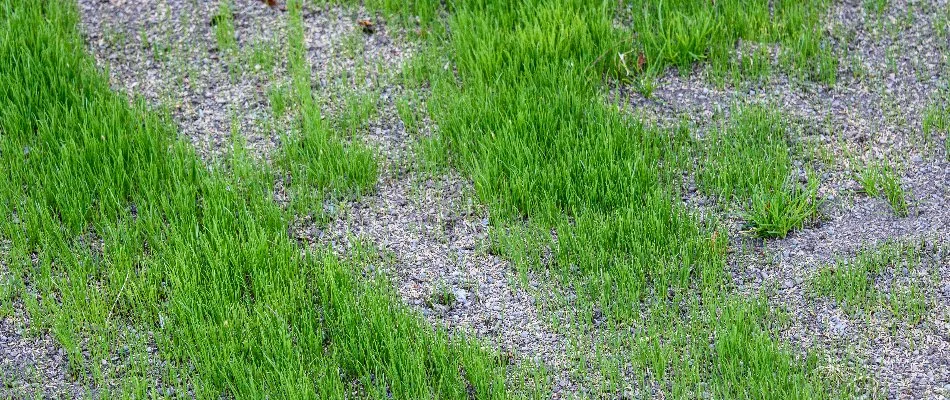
[268,83,289,119]
[1,0,877,397]
[245,36,279,74]
[332,89,379,134]
[277,0,378,213]
[811,241,932,326]
[697,105,820,237]
[863,0,889,16]
[923,91,950,160]
[212,0,237,54]
[623,0,837,85]
[0,1,518,398]
[855,160,908,217]
[401,0,843,396]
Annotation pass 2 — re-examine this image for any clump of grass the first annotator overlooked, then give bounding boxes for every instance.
[333,90,378,133]
[0,1,513,397]
[244,36,278,73]
[923,95,950,160]
[698,105,819,237]
[267,83,288,118]
[855,161,908,216]
[414,134,449,174]
[396,93,422,136]
[212,0,236,54]
[363,0,442,29]
[428,280,457,308]
[863,0,889,16]
[624,0,837,85]
[395,92,449,174]
[278,0,378,211]
[811,241,931,325]
[746,179,819,238]
[925,102,950,137]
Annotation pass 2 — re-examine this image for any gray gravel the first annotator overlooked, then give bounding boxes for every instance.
[0,309,92,400]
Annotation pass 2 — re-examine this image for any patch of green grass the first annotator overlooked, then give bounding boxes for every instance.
[624,0,837,85]
[395,92,450,174]
[244,36,279,74]
[698,105,819,237]
[414,134,449,175]
[936,5,950,43]
[396,93,422,136]
[746,178,820,238]
[278,0,378,212]
[855,161,908,216]
[811,241,931,326]
[923,95,950,161]
[333,89,378,133]
[0,1,515,397]
[924,102,949,137]
[363,0,442,29]
[863,0,889,16]
[267,83,289,119]
[212,0,236,54]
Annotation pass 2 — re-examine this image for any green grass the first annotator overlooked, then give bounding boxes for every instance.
[811,241,931,326]
[623,0,837,85]
[923,93,950,160]
[244,36,279,74]
[277,0,378,213]
[698,105,820,237]
[2,0,865,397]
[402,0,843,396]
[924,102,949,137]
[863,0,889,16]
[212,0,237,54]
[431,0,704,316]
[0,1,516,398]
[268,83,289,119]
[332,89,379,134]
[855,161,908,217]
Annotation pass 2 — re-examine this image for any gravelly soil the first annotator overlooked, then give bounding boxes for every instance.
[4,0,948,398]
[0,302,91,399]
[619,0,950,398]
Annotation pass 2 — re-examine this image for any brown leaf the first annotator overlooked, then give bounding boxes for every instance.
[358,19,376,34]
[636,52,646,72]
[261,0,277,7]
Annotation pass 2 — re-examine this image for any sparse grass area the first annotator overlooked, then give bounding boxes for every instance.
[244,35,279,74]
[811,241,933,326]
[0,1,514,398]
[698,105,820,237]
[855,160,908,217]
[277,0,378,213]
[412,0,841,396]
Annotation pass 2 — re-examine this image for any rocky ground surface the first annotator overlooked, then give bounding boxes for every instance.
[0,307,91,399]
[2,0,949,398]
[621,0,950,398]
